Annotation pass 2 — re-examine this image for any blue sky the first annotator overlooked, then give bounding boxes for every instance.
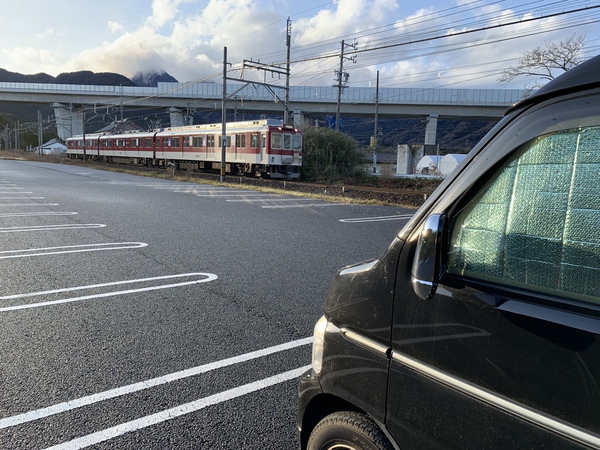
[1,0,599,89]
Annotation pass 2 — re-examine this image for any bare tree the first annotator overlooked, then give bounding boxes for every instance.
[499,34,587,92]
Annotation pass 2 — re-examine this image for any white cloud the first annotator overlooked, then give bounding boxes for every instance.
[146,0,189,28]
[0,0,595,88]
[1,47,66,75]
[35,28,66,40]
[108,21,124,33]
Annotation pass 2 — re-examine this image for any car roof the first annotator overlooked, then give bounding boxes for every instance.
[507,54,600,114]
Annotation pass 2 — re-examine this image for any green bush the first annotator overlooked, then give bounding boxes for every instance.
[300,126,368,183]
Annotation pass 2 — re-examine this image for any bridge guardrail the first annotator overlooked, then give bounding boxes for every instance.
[0,81,524,107]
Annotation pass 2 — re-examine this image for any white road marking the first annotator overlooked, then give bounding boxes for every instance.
[152,184,205,189]
[0,272,217,312]
[196,192,268,197]
[0,202,59,206]
[196,192,279,198]
[0,224,106,233]
[0,196,44,199]
[0,338,311,430]
[262,203,351,209]
[0,273,216,301]
[340,214,414,223]
[44,365,311,450]
[0,191,33,194]
[226,197,314,203]
[0,242,147,260]
[0,212,77,217]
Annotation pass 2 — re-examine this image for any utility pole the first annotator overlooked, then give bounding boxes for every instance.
[372,70,380,174]
[334,39,357,131]
[82,110,87,162]
[284,17,292,124]
[15,121,19,150]
[37,111,43,156]
[221,46,228,182]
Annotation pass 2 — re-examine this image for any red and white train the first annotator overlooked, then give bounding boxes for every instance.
[65,119,302,179]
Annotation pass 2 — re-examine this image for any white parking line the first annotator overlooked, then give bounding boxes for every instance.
[0,196,44,199]
[0,212,77,217]
[0,224,106,233]
[196,192,268,197]
[226,197,314,203]
[262,203,351,208]
[340,214,414,223]
[44,365,310,450]
[0,242,147,260]
[0,338,310,430]
[0,272,217,311]
[0,203,59,206]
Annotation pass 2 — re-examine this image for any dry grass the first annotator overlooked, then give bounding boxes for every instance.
[1,152,426,208]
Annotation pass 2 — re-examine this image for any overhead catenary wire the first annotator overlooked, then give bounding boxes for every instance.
[71,1,600,115]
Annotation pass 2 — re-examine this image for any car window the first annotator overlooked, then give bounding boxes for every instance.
[447,126,600,305]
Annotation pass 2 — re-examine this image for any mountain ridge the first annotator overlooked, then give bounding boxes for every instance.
[0,68,179,87]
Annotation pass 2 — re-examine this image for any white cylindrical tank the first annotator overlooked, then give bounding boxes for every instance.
[415,155,442,175]
[439,154,467,177]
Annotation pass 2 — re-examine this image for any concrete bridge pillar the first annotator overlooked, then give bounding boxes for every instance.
[424,113,438,145]
[293,110,306,127]
[168,107,193,127]
[396,144,425,175]
[52,103,83,141]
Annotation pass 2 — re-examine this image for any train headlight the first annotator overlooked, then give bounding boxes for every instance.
[311,316,328,375]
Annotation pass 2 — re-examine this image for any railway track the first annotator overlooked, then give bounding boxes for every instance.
[66,158,438,207]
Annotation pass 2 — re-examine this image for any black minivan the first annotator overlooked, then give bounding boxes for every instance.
[298,55,600,449]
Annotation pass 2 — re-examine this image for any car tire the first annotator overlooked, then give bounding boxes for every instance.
[307,411,394,450]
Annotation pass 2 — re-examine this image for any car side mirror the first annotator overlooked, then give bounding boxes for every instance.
[411,214,446,300]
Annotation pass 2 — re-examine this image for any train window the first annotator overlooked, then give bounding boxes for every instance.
[271,133,282,149]
[283,134,292,150]
[193,136,203,148]
[117,139,125,148]
[251,134,259,148]
[132,138,139,148]
[219,136,232,148]
[293,135,302,150]
[145,138,152,148]
[171,137,180,147]
[236,134,246,147]
[208,135,215,148]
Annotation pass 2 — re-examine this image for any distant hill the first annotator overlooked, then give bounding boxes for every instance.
[0,68,135,86]
[54,70,135,86]
[131,71,178,87]
[0,68,55,83]
[0,67,179,88]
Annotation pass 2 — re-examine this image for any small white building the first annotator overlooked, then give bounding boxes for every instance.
[439,153,467,177]
[34,138,67,155]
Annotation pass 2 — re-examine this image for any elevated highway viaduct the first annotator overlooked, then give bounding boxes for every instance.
[0,81,524,145]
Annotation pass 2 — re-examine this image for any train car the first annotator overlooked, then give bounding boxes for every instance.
[65,119,302,179]
[65,133,104,158]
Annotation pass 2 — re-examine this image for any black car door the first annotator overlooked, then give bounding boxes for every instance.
[386,91,600,449]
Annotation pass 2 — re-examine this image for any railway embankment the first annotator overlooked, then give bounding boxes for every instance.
[87,162,439,207]
[1,152,440,207]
